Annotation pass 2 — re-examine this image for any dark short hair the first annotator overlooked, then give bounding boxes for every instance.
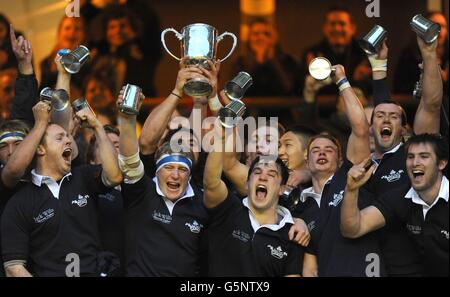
[86,125,119,164]
[405,133,449,163]
[372,99,408,126]
[102,5,141,39]
[247,155,289,186]
[285,125,317,151]
[307,132,342,159]
[325,5,353,23]
[0,119,30,135]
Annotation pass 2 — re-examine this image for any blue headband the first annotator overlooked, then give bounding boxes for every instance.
[155,154,193,173]
[0,131,26,144]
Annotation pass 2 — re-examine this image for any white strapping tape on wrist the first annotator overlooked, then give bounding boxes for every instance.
[368,55,388,72]
[118,151,144,182]
[208,95,223,112]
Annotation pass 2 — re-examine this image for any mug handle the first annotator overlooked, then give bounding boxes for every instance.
[161,28,183,61]
[217,32,237,62]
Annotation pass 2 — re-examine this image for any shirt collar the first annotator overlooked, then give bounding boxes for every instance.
[242,198,294,232]
[405,175,449,205]
[300,186,322,207]
[152,176,195,200]
[372,142,403,161]
[31,169,72,187]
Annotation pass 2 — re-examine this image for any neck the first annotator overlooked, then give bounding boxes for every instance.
[374,141,401,160]
[311,171,333,194]
[249,203,278,225]
[36,160,65,181]
[418,174,443,206]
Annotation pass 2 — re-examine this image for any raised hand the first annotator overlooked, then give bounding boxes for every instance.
[10,24,33,74]
[346,158,375,191]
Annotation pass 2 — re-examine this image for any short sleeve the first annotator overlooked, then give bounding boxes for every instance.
[121,174,153,208]
[284,242,304,276]
[1,194,31,264]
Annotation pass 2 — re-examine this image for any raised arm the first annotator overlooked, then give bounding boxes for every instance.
[55,54,71,97]
[8,24,38,125]
[223,150,249,197]
[368,40,390,104]
[414,37,443,134]
[333,65,370,164]
[75,109,122,187]
[1,101,50,188]
[203,122,229,209]
[139,63,206,155]
[340,158,385,238]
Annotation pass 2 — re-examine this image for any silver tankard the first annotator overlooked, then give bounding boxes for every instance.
[161,23,237,98]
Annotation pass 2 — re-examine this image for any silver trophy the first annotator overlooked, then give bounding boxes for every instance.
[60,45,90,74]
[224,72,253,100]
[359,25,387,55]
[413,71,424,100]
[309,57,335,81]
[161,23,237,98]
[218,100,246,128]
[410,14,441,44]
[119,84,143,115]
[40,88,71,131]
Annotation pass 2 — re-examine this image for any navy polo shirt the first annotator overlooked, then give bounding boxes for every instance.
[121,174,208,277]
[374,176,449,276]
[206,192,304,277]
[366,143,423,276]
[1,165,109,277]
[315,159,386,277]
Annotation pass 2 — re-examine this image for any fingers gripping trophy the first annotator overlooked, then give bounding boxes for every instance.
[161,23,237,98]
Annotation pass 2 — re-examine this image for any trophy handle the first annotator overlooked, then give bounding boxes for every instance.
[217,32,237,62]
[161,28,183,61]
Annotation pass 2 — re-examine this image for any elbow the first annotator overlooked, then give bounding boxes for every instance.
[340,223,359,239]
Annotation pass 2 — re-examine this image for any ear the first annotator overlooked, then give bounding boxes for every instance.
[438,159,448,171]
[279,184,285,196]
[350,22,357,35]
[36,144,46,156]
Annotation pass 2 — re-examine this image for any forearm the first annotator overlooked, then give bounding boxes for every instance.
[139,94,179,153]
[422,53,443,108]
[5,264,32,277]
[94,126,122,186]
[189,100,207,141]
[340,187,363,238]
[18,60,33,76]
[204,151,224,191]
[119,116,139,157]
[1,122,47,187]
[56,73,71,97]
[223,152,249,196]
[341,87,369,136]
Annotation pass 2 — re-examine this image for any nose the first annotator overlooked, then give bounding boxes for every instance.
[7,143,14,156]
[171,169,180,179]
[412,156,422,167]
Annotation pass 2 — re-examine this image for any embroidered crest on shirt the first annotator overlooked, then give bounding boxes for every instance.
[152,210,172,224]
[441,230,449,240]
[185,220,203,233]
[381,170,404,182]
[267,245,288,260]
[71,194,89,207]
[307,220,316,232]
[328,190,344,207]
[232,229,250,242]
[34,208,55,223]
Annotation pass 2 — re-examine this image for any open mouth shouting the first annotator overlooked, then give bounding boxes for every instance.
[62,147,72,165]
[167,181,181,191]
[411,168,425,183]
[380,126,392,141]
[255,184,268,201]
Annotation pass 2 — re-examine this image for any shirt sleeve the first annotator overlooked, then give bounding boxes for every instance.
[9,73,39,126]
[206,191,242,227]
[285,242,304,276]
[372,189,405,225]
[372,77,391,105]
[140,152,156,177]
[121,174,152,208]
[1,194,31,265]
[79,165,110,196]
